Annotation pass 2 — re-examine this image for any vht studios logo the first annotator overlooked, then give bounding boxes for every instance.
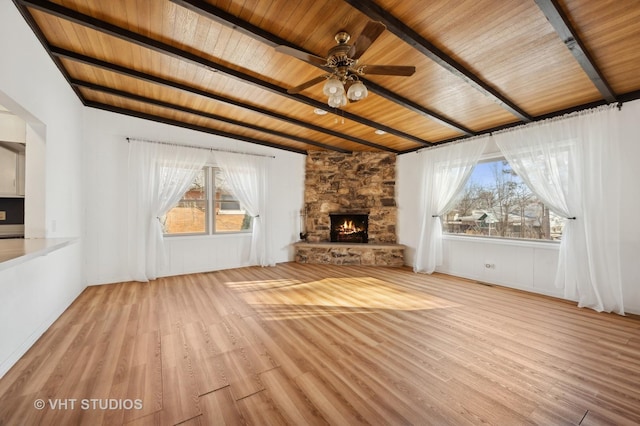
[34,398,143,410]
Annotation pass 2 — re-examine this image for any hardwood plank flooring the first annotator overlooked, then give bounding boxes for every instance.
[1,263,639,425]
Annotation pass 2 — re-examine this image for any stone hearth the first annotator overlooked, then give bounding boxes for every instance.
[294,242,405,267]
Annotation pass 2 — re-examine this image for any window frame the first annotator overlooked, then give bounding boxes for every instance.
[441,154,564,244]
[162,166,252,237]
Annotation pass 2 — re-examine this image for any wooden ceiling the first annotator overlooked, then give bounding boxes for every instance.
[12,0,640,154]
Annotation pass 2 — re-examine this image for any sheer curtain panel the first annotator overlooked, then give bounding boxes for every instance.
[414,137,488,274]
[214,151,274,267]
[127,140,208,281]
[494,106,624,314]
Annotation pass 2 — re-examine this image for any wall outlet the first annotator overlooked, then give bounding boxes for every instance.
[0,211,6,221]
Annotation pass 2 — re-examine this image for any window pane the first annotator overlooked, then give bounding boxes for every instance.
[184,169,206,200]
[214,203,253,232]
[214,170,251,232]
[444,159,565,240]
[163,169,207,234]
[163,199,207,234]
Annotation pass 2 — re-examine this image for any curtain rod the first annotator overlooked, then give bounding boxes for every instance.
[414,102,622,155]
[126,137,275,158]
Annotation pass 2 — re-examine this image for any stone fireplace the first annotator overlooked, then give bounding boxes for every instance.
[302,151,397,243]
[295,152,404,266]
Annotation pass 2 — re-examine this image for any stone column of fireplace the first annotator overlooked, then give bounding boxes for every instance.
[303,152,397,243]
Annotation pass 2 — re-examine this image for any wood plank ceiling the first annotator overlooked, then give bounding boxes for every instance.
[12,0,640,154]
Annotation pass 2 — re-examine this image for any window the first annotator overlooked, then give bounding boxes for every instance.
[161,167,252,235]
[443,158,564,241]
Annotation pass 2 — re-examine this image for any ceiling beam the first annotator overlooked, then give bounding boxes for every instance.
[18,0,426,149]
[86,101,309,155]
[534,0,617,103]
[50,47,399,152]
[71,79,351,153]
[170,0,474,136]
[343,0,533,122]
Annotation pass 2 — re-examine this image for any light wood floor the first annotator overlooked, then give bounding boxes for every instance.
[1,263,639,425]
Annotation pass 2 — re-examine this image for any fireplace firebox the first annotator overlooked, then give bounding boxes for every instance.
[330,213,368,243]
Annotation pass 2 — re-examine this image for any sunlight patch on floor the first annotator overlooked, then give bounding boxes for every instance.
[224,276,461,320]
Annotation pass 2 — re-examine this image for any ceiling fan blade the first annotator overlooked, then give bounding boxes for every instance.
[275,45,327,68]
[361,65,416,76]
[348,21,386,60]
[287,75,328,94]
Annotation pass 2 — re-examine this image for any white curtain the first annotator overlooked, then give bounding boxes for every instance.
[415,137,488,273]
[127,140,208,281]
[214,151,274,267]
[494,106,624,314]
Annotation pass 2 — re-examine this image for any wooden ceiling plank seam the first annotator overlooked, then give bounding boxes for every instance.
[171,0,289,50]
[85,100,309,155]
[49,46,399,152]
[356,79,473,136]
[71,78,351,153]
[534,0,618,103]
[170,0,473,136]
[19,0,414,151]
[343,0,534,123]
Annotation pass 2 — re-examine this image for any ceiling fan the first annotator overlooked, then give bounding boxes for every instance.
[276,21,416,108]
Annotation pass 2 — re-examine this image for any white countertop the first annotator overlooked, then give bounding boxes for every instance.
[0,238,76,271]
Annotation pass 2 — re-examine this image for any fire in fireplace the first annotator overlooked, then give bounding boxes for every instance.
[330,213,368,243]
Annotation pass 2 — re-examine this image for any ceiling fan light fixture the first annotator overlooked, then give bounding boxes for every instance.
[278,21,416,110]
[323,78,344,96]
[347,81,368,101]
[328,93,347,108]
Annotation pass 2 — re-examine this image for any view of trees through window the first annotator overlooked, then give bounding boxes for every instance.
[162,167,252,235]
[443,159,564,241]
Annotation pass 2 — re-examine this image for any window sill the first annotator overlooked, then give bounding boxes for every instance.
[442,233,561,249]
[164,232,252,241]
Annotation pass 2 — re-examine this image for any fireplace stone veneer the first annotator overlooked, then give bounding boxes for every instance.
[303,152,397,244]
[296,152,404,266]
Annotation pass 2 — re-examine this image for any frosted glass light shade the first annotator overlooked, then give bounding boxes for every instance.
[328,93,347,108]
[323,78,344,96]
[347,81,368,101]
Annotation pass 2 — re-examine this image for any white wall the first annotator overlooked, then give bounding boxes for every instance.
[398,100,640,314]
[82,109,306,285]
[0,2,85,377]
[0,113,26,143]
[617,100,640,314]
[0,243,83,377]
